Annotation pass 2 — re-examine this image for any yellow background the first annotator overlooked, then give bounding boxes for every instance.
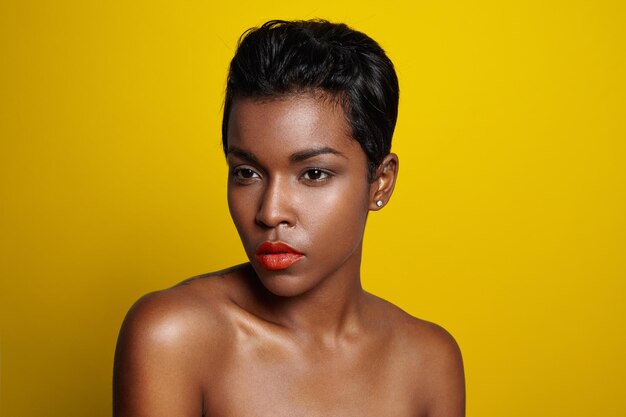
[1,1,625,416]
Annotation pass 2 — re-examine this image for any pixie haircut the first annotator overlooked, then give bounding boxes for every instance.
[222,19,399,179]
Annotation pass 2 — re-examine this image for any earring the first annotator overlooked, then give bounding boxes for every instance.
[376,200,384,207]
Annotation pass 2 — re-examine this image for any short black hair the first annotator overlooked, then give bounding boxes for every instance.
[222,19,399,179]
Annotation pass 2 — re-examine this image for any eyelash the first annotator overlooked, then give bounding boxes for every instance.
[230,167,334,184]
[301,168,332,183]
[231,167,260,182]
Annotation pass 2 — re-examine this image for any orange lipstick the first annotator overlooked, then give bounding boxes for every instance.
[255,241,304,270]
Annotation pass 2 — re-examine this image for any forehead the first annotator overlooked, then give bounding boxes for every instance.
[227,94,363,158]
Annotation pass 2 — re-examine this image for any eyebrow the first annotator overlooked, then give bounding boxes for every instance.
[289,146,346,162]
[227,146,346,164]
[227,147,260,165]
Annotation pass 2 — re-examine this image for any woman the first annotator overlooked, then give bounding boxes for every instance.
[114,19,465,417]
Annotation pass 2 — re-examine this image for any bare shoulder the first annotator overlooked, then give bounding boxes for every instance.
[368,294,461,354]
[113,264,250,417]
[367,295,466,417]
[403,313,463,371]
[117,264,247,348]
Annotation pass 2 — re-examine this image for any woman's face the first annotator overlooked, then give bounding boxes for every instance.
[226,94,376,297]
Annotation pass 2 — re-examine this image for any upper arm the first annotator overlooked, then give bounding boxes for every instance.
[422,325,466,417]
[113,293,204,417]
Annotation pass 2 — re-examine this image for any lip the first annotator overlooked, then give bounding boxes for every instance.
[255,241,304,271]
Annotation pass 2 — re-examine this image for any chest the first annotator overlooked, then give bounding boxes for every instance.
[203,339,423,417]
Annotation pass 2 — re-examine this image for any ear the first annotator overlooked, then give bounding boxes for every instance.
[369,153,399,210]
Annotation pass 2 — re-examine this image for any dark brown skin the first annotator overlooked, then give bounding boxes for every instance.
[114,94,465,417]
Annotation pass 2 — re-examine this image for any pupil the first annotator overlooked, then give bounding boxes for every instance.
[309,169,321,179]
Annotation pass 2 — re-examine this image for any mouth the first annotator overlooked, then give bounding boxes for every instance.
[255,241,304,271]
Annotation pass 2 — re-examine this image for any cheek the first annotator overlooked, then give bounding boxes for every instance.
[302,180,370,245]
[227,187,255,237]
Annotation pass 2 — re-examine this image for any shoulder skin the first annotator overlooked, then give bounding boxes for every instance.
[113,267,243,417]
[403,310,466,416]
[367,295,466,417]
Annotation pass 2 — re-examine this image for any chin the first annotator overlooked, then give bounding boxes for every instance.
[255,270,317,298]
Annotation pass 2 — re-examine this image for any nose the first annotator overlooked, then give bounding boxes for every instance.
[255,177,296,228]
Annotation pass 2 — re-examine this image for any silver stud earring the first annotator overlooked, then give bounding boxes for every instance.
[376,200,384,207]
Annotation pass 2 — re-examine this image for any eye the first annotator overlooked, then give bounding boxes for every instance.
[301,168,331,182]
[232,167,261,183]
